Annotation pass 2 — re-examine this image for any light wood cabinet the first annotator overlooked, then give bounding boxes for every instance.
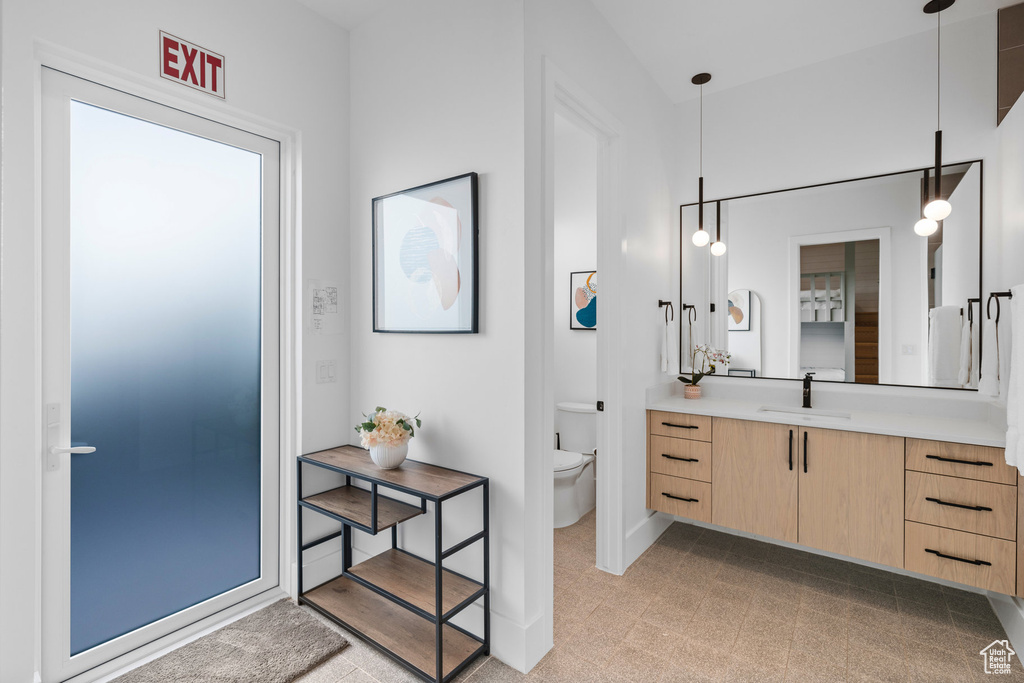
[797,427,904,568]
[711,418,798,543]
[646,410,1018,595]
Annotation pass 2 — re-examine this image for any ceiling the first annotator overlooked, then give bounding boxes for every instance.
[294,0,1020,103]
[590,0,1020,103]
[294,0,390,29]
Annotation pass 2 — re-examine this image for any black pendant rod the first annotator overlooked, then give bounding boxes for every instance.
[715,200,722,243]
[935,6,942,200]
[923,168,930,214]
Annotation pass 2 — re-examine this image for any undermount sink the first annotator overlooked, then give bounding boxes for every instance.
[757,405,852,421]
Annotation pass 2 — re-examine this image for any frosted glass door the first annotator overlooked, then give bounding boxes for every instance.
[42,69,280,682]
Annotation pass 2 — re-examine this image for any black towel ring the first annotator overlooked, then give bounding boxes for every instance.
[681,303,697,324]
[658,300,675,323]
[987,291,1014,325]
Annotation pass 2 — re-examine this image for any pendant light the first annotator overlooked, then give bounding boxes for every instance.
[710,200,727,255]
[914,168,939,236]
[922,0,954,223]
[691,72,712,247]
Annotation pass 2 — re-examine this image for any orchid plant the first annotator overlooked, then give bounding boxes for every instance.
[355,407,422,449]
[678,344,731,386]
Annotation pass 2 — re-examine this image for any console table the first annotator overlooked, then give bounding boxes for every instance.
[297,445,489,683]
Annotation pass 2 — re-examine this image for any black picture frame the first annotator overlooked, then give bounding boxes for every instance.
[372,172,479,333]
[569,270,597,330]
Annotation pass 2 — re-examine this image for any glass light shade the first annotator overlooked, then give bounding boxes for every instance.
[914,217,939,237]
[710,240,727,256]
[923,199,952,221]
[692,229,710,247]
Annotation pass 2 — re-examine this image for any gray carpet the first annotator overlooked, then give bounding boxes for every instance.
[113,600,348,683]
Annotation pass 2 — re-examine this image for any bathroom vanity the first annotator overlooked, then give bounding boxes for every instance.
[646,382,1018,597]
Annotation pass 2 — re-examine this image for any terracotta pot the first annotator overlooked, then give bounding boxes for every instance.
[369,442,409,469]
[684,384,702,400]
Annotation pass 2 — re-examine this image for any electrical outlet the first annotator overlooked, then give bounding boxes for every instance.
[315,360,336,384]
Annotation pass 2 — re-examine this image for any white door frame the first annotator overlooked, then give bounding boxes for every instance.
[538,56,626,650]
[28,43,301,683]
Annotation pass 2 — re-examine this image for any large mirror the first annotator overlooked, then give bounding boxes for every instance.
[680,161,982,389]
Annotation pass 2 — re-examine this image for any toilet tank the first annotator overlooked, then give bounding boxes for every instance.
[555,401,597,454]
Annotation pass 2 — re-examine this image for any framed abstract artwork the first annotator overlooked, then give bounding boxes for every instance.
[570,271,597,330]
[372,172,478,333]
[727,289,751,331]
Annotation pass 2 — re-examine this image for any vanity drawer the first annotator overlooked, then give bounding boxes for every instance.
[651,473,711,523]
[650,435,712,482]
[905,521,1016,594]
[649,411,712,442]
[906,439,1014,485]
[906,471,1017,540]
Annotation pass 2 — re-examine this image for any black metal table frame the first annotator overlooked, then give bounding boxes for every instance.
[296,455,490,683]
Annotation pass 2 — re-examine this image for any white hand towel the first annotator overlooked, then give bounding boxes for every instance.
[1000,304,1014,402]
[929,306,962,387]
[666,321,680,376]
[970,319,981,388]
[1005,285,1023,469]
[958,317,972,387]
[979,318,1000,396]
[661,320,669,373]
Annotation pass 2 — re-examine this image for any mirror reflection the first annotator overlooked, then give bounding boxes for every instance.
[682,162,982,389]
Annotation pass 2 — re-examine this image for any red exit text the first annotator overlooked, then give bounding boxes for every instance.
[160,31,225,99]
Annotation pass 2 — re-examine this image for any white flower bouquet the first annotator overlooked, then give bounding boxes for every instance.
[354,407,421,449]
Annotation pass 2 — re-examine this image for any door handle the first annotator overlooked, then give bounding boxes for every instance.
[48,446,97,455]
[803,431,808,473]
[788,430,793,471]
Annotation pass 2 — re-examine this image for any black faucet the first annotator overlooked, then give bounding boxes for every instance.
[803,373,815,409]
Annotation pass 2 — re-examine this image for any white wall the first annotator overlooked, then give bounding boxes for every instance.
[678,14,1004,376]
[553,114,597,410]
[996,94,1024,291]
[347,0,528,669]
[0,2,350,680]
[941,163,983,310]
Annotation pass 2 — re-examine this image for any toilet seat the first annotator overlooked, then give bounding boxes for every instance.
[553,449,585,472]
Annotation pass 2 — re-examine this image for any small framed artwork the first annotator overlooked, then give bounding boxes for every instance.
[727,289,751,331]
[372,172,478,333]
[570,271,597,330]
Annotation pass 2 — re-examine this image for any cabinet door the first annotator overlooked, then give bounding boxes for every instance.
[712,418,798,543]
[798,427,904,567]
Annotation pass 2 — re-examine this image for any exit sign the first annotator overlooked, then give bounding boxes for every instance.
[159,31,225,99]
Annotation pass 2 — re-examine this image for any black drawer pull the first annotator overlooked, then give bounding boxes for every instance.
[925,548,992,566]
[926,454,993,467]
[803,431,808,473]
[925,497,993,512]
[662,422,699,430]
[662,492,699,503]
[662,454,699,463]
[788,429,793,471]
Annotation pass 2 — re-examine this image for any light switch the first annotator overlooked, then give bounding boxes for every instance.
[315,360,337,384]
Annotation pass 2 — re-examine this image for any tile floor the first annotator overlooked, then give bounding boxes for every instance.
[297,509,1022,682]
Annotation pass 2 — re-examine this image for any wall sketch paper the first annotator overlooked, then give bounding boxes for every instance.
[570,271,597,330]
[372,172,478,333]
[728,289,751,332]
[307,279,341,335]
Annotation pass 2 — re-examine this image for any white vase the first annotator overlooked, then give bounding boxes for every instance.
[369,442,409,469]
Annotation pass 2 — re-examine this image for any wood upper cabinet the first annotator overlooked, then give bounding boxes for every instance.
[798,427,905,568]
[712,418,798,543]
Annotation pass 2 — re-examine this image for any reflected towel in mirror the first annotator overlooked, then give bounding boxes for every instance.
[929,306,962,388]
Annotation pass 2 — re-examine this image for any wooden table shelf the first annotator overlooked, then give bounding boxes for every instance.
[301,485,423,532]
[297,446,489,683]
[348,549,483,618]
[303,576,482,680]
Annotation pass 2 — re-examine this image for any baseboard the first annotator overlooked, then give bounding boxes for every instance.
[623,510,672,571]
[988,593,1024,655]
[488,608,546,674]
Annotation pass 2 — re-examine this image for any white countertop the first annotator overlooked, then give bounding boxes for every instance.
[647,377,1007,448]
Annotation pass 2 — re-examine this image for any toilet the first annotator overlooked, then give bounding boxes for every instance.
[553,401,597,528]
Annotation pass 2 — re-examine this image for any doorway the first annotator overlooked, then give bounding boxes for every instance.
[40,68,281,682]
